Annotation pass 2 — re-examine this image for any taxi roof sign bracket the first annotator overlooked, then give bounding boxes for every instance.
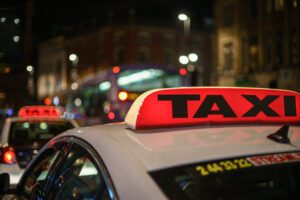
[125,87,300,130]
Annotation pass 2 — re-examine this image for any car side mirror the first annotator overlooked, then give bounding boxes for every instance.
[0,173,10,194]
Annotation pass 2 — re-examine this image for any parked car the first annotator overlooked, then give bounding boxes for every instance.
[0,105,79,185]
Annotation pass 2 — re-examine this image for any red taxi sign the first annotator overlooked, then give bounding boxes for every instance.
[18,106,61,118]
[125,87,300,129]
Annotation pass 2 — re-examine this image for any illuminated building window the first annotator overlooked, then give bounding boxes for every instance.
[249,37,258,70]
[0,17,6,23]
[275,0,284,11]
[14,18,20,25]
[55,60,61,90]
[13,36,20,43]
[0,92,5,99]
[292,0,298,7]
[224,42,234,71]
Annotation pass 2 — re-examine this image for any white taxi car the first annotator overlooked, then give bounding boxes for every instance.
[1,87,300,199]
[0,106,79,185]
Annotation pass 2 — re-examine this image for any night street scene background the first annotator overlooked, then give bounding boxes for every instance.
[0,0,299,126]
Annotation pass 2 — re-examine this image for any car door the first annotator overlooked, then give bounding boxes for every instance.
[15,140,71,200]
[45,138,117,200]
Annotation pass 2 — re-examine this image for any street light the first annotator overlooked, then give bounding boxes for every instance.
[177,14,203,86]
[178,13,190,49]
[71,82,78,90]
[69,53,79,87]
[26,65,34,73]
[188,53,198,62]
[178,52,201,86]
[26,65,35,97]
[179,53,199,65]
[179,55,189,65]
[69,53,78,63]
[178,14,188,21]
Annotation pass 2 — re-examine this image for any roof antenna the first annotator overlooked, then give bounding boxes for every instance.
[267,125,290,144]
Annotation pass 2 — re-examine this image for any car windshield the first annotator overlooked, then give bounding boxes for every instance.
[150,153,300,200]
[8,120,74,145]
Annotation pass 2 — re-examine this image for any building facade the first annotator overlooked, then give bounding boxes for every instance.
[0,2,29,110]
[37,36,68,99]
[215,0,300,91]
[38,24,213,100]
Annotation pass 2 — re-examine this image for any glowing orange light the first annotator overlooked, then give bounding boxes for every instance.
[4,67,11,74]
[112,66,120,74]
[3,150,16,164]
[179,68,187,76]
[108,112,115,120]
[44,97,52,105]
[118,91,128,101]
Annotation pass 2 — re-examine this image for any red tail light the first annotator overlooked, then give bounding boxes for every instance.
[1,146,16,164]
[179,68,187,76]
[108,112,115,120]
[112,66,120,74]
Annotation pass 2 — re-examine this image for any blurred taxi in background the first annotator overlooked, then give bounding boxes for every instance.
[0,105,79,185]
[1,87,300,199]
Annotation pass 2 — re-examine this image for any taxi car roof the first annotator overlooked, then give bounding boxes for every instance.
[62,123,300,171]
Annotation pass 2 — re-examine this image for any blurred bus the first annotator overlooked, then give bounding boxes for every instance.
[56,64,189,125]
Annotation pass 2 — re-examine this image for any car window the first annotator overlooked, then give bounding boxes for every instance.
[19,143,67,199]
[150,154,300,200]
[48,143,111,200]
[8,120,74,145]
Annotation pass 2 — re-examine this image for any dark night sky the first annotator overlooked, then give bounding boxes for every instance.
[33,0,213,39]
[1,0,213,40]
[35,0,213,21]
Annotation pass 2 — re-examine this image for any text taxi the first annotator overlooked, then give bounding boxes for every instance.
[0,106,79,185]
[1,87,300,200]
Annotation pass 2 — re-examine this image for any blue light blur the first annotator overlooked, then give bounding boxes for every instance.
[6,108,14,116]
[108,188,114,199]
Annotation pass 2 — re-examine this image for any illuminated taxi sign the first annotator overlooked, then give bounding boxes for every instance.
[18,106,61,118]
[125,87,300,129]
